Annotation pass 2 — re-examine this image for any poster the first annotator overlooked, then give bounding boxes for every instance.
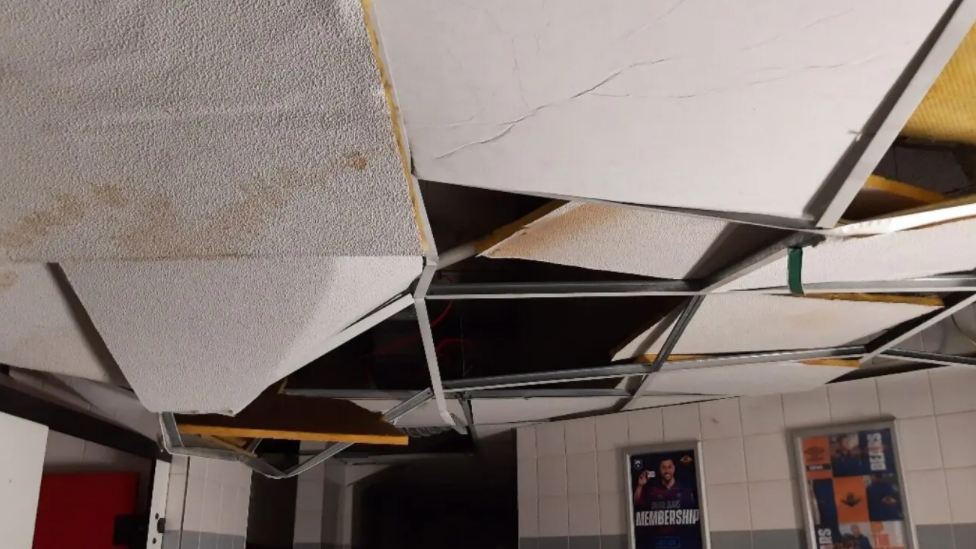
[797,425,912,549]
[627,446,705,549]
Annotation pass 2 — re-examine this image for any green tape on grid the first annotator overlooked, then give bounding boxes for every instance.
[788,247,804,295]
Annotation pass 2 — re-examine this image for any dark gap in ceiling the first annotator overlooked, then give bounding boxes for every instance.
[287,295,679,392]
[877,139,976,197]
[831,362,942,382]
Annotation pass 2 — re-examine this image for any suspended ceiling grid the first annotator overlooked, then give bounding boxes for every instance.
[1,0,976,449]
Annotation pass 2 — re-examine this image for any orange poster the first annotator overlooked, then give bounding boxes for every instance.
[833,476,870,524]
[802,436,832,480]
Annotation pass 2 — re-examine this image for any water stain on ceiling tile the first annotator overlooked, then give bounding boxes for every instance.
[0,0,420,261]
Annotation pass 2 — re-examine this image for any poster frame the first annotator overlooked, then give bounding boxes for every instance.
[790,419,918,549]
[622,440,711,549]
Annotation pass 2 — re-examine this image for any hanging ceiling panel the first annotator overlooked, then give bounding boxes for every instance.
[0,1,420,261]
[614,294,941,360]
[373,0,954,219]
[351,398,466,428]
[471,397,622,424]
[481,202,781,279]
[0,263,120,383]
[62,256,421,414]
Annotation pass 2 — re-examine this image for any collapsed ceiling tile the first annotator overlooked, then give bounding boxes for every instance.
[0,263,121,383]
[480,202,781,278]
[373,0,954,219]
[614,294,941,360]
[62,256,422,414]
[351,398,466,429]
[635,361,855,397]
[0,1,420,261]
[725,217,976,290]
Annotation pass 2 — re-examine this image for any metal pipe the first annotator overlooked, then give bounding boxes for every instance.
[622,295,706,411]
[878,349,976,368]
[861,293,976,364]
[414,299,457,428]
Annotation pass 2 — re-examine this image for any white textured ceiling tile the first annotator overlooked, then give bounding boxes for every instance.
[0,1,420,260]
[471,397,622,424]
[374,0,951,219]
[62,256,422,413]
[627,395,719,410]
[0,263,119,383]
[650,363,853,397]
[351,399,465,428]
[482,203,774,279]
[728,218,976,290]
[614,294,939,359]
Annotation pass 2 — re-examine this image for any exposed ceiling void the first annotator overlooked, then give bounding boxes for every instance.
[0,1,421,261]
[62,256,422,414]
[373,0,955,220]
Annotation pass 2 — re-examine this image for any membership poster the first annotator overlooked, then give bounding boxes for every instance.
[800,426,909,549]
[628,449,703,549]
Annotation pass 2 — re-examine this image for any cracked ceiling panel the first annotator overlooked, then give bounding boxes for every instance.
[352,399,466,428]
[0,263,122,384]
[0,0,421,261]
[613,294,941,360]
[481,201,783,279]
[373,0,954,219]
[62,256,422,414]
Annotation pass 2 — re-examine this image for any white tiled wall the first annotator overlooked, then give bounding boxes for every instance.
[166,457,251,539]
[517,368,976,540]
[293,443,346,548]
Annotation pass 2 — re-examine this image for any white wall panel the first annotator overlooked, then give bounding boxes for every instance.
[0,412,48,549]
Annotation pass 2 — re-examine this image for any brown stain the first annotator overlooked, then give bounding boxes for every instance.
[0,271,17,293]
[343,152,368,171]
[0,193,85,249]
[90,183,132,208]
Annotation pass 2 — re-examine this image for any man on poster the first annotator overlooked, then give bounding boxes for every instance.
[631,453,702,549]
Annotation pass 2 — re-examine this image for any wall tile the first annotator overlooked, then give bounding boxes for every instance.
[916,524,956,549]
[748,480,799,530]
[597,450,623,494]
[568,536,600,549]
[877,370,934,418]
[183,478,205,532]
[518,426,538,460]
[202,479,222,532]
[596,414,629,451]
[180,531,200,549]
[954,524,976,549]
[538,496,569,537]
[599,534,627,549]
[937,412,976,468]
[627,407,664,446]
[946,467,976,523]
[930,367,976,415]
[906,470,951,526]
[744,433,792,481]
[294,511,323,543]
[565,418,597,455]
[599,492,626,535]
[538,538,569,549]
[783,387,830,428]
[705,483,751,531]
[898,416,943,471]
[703,437,747,486]
[663,403,701,442]
[519,496,539,537]
[568,494,601,536]
[166,473,187,531]
[218,484,236,536]
[189,457,208,479]
[537,423,566,458]
[519,458,538,498]
[827,379,880,422]
[520,538,539,549]
[171,456,189,476]
[538,456,568,497]
[751,530,802,549]
[739,394,785,436]
[296,478,325,512]
[700,399,742,440]
[709,531,752,549]
[567,453,599,495]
